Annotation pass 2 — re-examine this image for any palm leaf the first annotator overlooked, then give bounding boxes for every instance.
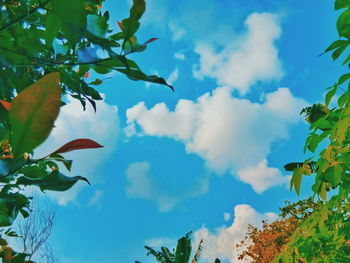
[191,239,203,263]
[175,232,192,263]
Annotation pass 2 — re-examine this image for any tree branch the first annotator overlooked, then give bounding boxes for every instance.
[0,0,53,33]
[0,46,114,67]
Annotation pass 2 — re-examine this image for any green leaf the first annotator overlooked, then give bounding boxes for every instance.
[9,72,61,157]
[19,166,47,179]
[332,45,348,60]
[45,154,73,171]
[290,168,304,195]
[342,53,350,64]
[116,68,174,91]
[323,40,349,54]
[17,170,90,192]
[335,0,350,10]
[44,14,61,48]
[337,90,350,107]
[161,247,174,263]
[325,86,337,106]
[121,0,146,41]
[338,73,350,84]
[306,133,327,153]
[337,8,350,38]
[175,233,192,263]
[0,198,18,227]
[87,14,108,38]
[323,166,343,187]
[52,0,86,43]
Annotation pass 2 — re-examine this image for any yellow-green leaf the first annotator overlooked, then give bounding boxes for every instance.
[9,72,61,156]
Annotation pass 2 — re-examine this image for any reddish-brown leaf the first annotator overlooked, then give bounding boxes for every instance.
[144,38,158,45]
[0,100,11,111]
[117,20,124,31]
[50,139,103,155]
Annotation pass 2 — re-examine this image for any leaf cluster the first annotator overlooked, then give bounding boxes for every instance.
[279,0,350,261]
[0,0,173,261]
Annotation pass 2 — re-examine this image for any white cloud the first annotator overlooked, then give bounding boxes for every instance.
[194,204,277,263]
[174,52,185,60]
[166,67,179,85]
[125,162,208,212]
[168,21,186,41]
[125,87,306,193]
[238,159,289,193]
[223,212,231,222]
[193,13,283,94]
[35,95,119,205]
[88,190,104,206]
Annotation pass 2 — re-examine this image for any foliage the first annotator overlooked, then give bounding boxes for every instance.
[0,0,172,261]
[279,0,350,261]
[236,198,320,263]
[144,232,219,263]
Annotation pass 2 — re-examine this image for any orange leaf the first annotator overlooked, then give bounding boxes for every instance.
[50,138,103,155]
[0,100,11,111]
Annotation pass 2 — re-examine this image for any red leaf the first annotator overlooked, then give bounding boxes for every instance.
[85,71,90,79]
[0,100,11,111]
[144,38,158,45]
[51,139,103,155]
[117,20,124,31]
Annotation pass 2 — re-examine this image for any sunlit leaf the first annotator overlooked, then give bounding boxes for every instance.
[9,72,61,156]
[87,14,108,38]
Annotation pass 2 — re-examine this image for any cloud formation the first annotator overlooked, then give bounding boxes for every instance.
[35,96,119,205]
[125,162,208,212]
[125,87,306,193]
[193,13,283,94]
[194,204,277,263]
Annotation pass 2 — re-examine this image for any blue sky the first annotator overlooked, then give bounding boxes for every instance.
[28,0,344,262]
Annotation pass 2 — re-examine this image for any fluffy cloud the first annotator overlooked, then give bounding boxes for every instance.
[193,13,283,94]
[238,159,288,193]
[125,87,306,193]
[125,162,208,212]
[194,204,277,263]
[35,96,119,205]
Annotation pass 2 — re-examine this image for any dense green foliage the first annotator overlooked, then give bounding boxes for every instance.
[276,0,350,261]
[0,0,171,261]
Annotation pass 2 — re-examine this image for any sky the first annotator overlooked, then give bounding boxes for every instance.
[24,0,345,262]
